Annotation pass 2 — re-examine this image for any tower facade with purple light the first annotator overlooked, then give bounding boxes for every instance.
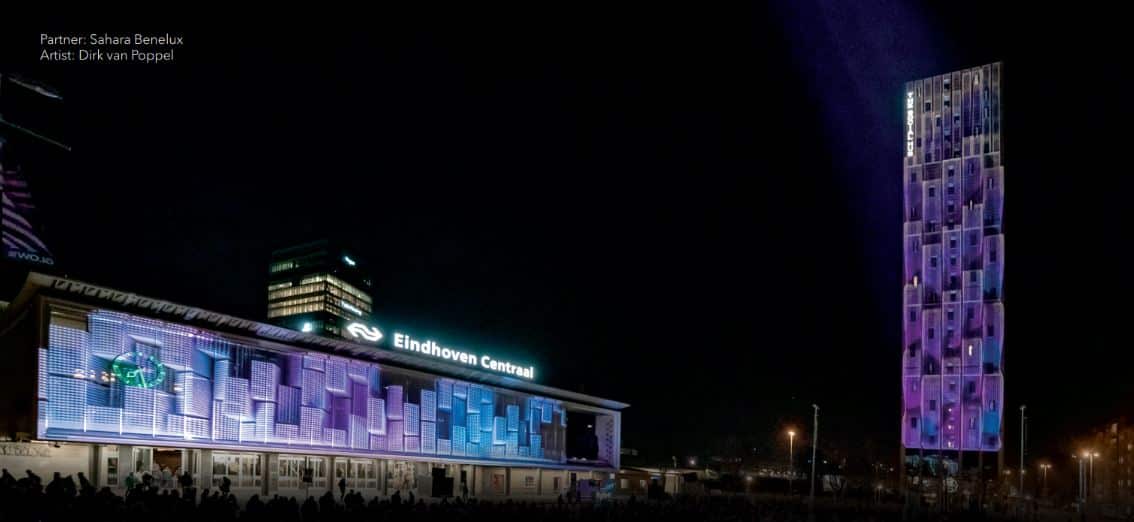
[902,62,1003,453]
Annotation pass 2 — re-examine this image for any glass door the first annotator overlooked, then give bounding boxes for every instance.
[311,457,327,489]
[133,447,153,474]
[347,459,376,490]
[211,453,262,489]
[106,455,119,487]
[334,460,348,492]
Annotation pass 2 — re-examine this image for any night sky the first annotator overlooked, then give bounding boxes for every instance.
[2,5,1131,469]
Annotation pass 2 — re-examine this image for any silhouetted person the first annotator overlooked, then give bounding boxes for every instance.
[220,475,231,494]
[179,470,193,497]
[0,469,15,488]
[338,476,346,499]
[301,495,318,520]
[45,472,64,497]
[391,489,401,506]
[77,472,94,494]
[25,469,41,488]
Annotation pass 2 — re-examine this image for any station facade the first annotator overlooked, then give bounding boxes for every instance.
[0,273,627,501]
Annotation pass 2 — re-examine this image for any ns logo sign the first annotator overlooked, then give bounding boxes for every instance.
[346,322,384,343]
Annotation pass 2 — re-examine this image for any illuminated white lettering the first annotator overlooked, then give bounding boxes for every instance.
[906,91,915,158]
[341,300,363,316]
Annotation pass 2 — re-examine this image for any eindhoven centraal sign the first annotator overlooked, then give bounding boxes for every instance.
[345,322,535,380]
[33,274,537,381]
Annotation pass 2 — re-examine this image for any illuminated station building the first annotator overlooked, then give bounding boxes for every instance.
[901,63,1005,476]
[0,272,627,500]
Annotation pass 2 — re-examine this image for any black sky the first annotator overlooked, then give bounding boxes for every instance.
[2,5,1131,467]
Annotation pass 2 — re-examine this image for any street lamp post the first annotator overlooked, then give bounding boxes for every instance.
[1019,405,1026,499]
[1040,464,1050,497]
[1079,451,1089,505]
[788,429,796,496]
[809,404,819,517]
[1090,452,1099,500]
[1081,454,1086,504]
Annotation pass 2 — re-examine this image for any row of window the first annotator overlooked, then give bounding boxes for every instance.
[925,251,997,269]
[299,274,372,303]
[268,283,372,313]
[909,314,996,335]
[269,261,297,274]
[277,455,328,489]
[269,295,325,310]
[267,303,326,318]
[267,301,366,322]
[268,281,293,291]
[270,283,329,301]
[909,232,996,253]
[212,453,263,489]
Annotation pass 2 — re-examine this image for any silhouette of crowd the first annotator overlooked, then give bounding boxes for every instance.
[1,467,1023,522]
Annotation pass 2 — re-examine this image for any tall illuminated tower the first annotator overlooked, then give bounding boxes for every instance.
[901,62,1004,454]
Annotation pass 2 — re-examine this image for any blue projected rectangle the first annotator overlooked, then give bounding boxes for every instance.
[507,405,519,432]
[38,309,567,466]
[421,390,436,422]
[421,421,436,454]
[404,404,420,436]
[467,415,481,443]
[493,417,507,445]
[437,380,452,411]
[385,386,403,420]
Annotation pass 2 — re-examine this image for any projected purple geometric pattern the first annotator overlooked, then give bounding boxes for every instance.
[902,62,1004,452]
[38,309,567,464]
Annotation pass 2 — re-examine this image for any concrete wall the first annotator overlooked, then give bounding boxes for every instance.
[0,442,91,481]
[475,466,509,497]
[508,467,540,497]
[541,468,570,497]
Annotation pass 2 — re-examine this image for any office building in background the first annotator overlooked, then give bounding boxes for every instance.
[267,239,374,339]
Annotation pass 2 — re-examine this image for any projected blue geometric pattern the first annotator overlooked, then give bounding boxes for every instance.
[39,310,567,464]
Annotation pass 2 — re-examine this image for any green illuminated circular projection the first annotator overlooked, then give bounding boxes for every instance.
[111,351,166,388]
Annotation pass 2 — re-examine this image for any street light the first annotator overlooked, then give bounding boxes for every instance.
[1077,452,1088,505]
[1090,452,1099,499]
[787,429,796,496]
[809,404,820,521]
[1019,405,1026,500]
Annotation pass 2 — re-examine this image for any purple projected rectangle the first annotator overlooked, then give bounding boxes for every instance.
[902,62,1004,452]
[38,309,568,465]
